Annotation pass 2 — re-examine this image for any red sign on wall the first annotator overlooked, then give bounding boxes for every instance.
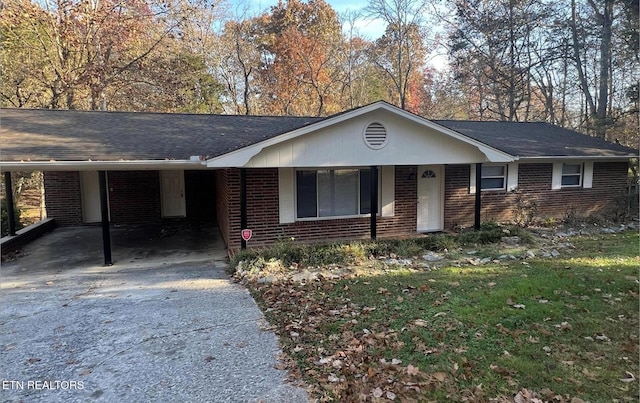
[241,229,252,241]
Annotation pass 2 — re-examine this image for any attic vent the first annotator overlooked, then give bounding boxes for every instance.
[363,122,388,149]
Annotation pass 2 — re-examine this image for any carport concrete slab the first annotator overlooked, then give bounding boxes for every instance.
[0,227,308,402]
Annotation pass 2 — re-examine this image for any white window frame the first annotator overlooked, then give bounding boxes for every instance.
[294,167,381,221]
[480,164,507,191]
[470,163,518,194]
[560,163,583,187]
[552,161,593,190]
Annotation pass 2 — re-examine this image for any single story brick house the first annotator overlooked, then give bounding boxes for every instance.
[2,102,637,257]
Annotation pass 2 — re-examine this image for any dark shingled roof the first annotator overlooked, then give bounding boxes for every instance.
[1,108,636,163]
[1,108,325,162]
[433,120,637,158]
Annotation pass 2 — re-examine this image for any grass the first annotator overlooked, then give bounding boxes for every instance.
[245,231,639,402]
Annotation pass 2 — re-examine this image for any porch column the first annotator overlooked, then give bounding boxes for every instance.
[240,168,247,250]
[370,166,378,240]
[99,171,112,266]
[4,172,17,236]
[474,163,482,230]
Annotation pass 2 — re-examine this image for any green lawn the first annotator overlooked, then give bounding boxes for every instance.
[246,231,639,402]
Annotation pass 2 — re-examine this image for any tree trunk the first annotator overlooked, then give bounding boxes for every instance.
[594,0,613,139]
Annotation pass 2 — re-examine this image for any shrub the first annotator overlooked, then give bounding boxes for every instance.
[0,199,21,237]
[512,190,539,227]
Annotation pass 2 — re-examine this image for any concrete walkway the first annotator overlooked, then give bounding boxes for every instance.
[0,227,308,402]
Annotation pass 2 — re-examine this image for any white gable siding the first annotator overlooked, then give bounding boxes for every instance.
[245,110,490,168]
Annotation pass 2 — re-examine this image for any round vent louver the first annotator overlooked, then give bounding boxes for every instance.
[363,122,388,149]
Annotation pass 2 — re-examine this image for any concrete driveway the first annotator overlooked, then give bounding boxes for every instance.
[0,226,307,402]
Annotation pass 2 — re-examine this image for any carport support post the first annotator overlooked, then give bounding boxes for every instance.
[474,163,482,230]
[370,166,378,240]
[240,168,247,250]
[4,172,17,236]
[99,171,112,266]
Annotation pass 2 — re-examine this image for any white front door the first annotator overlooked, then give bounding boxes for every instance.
[80,171,109,223]
[416,165,443,232]
[160,170,186,217]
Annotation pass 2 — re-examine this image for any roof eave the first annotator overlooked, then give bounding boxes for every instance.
[518,155,637,161]
[0,159,208,172]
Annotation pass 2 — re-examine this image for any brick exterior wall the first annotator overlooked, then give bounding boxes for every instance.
[444,162,630,228]
[44,162,630,251]
[44,170,162,226]
[43,171,83,226]
[107,171,161,224]
[215,169,239,249]
[219,166,418,252]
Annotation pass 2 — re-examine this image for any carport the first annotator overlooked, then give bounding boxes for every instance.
[2,162,213,265]
[1,108,322,261]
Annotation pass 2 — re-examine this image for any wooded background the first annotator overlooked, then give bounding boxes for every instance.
[2,0,638,145]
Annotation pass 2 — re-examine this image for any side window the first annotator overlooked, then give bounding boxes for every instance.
[561,163,582,187]
[481,165,506,191]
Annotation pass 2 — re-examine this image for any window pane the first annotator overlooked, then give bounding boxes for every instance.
[318,169,358,217]
[561,175,581,186]
[562,164,581,175]
[482,165,505,177]
[360,169,371,214]
[296,171,317,218]
[481,177,505,190]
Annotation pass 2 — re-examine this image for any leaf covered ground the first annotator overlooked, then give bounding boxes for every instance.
[239,230,639,402]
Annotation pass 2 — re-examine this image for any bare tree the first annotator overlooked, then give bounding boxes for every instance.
[365,0,430,109]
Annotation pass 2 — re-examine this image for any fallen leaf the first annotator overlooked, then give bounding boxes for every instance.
[406,364,419,375]
[554,321,572,331]
[620,371,636,383]
[581,367,597,380]
[413,319,428,327]
[386,391,397,400]
[391,358,402,365]
[433,372,447,382]
[372,387,383,398]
